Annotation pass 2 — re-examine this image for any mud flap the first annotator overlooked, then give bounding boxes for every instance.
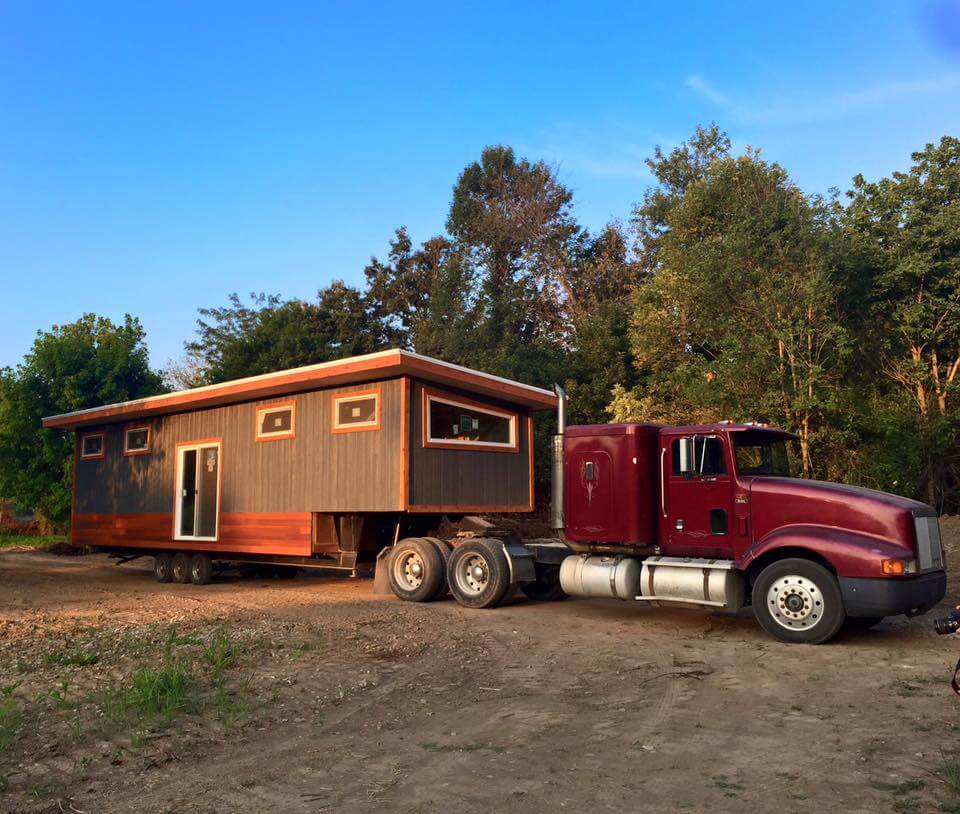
[373,547,395,595]
[500,538,536,584]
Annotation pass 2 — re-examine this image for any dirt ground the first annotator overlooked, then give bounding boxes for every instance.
[2,521,960,813]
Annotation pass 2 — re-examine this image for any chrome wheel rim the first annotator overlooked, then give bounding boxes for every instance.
[454,554,490,596]
[766,574,824,631]
[393,550,425,591]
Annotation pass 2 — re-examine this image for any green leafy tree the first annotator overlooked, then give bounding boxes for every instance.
[845,135,960,504]
[186,283,399,384]
[618,145,850,477]
[0,314,164,527]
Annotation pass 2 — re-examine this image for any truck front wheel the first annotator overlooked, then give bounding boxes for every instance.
[753,558,845,644]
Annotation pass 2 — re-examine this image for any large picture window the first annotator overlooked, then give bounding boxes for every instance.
[256,402,296,441]
[423,389,518,452]
[332,389,380,433]
[80,432,105,460]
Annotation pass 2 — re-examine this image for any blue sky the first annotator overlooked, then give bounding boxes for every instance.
[2,1,959,370]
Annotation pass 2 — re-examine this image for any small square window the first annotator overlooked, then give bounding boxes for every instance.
[124,426,151,455]
[256,402,295,441]
[80,433,105,460]
[332,390,380,433]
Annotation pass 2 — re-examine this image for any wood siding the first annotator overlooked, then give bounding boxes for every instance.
[408,381,533,511]
[74,380,404,518]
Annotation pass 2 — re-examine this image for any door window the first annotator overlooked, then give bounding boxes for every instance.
[671,436,726,477]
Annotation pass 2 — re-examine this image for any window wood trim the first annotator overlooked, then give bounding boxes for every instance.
[421,386,520,453]
[123,424,152,457]
[255,401,296,442]
[79,432,106,461]
[331,388,382,434]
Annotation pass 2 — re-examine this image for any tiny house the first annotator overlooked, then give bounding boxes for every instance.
[42,350,557,578]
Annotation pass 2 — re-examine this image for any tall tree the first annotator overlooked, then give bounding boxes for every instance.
[845,135,960,504]
[618,147,849,477]
[0,314,163,526]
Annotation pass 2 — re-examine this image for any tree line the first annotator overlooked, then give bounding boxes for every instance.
[1,125,958,528]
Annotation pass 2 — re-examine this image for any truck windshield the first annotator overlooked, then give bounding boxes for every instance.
[733,432,792,477]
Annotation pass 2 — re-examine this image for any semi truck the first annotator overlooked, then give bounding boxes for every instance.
[381,386,947,645]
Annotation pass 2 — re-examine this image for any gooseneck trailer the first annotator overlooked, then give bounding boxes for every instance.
[44,351,946,644]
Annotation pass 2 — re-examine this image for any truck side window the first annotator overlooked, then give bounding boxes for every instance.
[671,437,727,477]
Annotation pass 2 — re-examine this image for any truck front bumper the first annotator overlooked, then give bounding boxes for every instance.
[839,571,946,618]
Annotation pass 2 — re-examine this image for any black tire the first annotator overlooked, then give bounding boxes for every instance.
[388,537,444,602]
[171,552,191,585]
[752,558,845,644]
[844,616,886,632]
[153,553,173,583]
[521,564,566,602]
[190,553,213,586]
[447,538,511,609]
[423,537,452,600]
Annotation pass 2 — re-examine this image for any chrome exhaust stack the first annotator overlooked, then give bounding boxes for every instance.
[552,384,566,532]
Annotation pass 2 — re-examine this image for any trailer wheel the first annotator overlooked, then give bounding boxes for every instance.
[422,537,452,600]
[171,552,191,585]
[447,538,511,609]
[521,564,566,602]
[389,537,444,602]
[753,558,845,644]
[153,553,173,583]
[190,554,213,586]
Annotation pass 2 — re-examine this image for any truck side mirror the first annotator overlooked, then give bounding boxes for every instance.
[679,437,695,478]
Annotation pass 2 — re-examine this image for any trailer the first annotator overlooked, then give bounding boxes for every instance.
[44,351,947,644]
[42,350,555,582]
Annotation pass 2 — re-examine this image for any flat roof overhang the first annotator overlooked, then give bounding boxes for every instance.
[42,349,558,430]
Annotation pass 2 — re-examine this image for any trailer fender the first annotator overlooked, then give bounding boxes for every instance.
[737,524,915,580]
[373,547,395,595]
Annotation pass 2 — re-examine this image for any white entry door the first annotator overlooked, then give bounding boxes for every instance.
[174,442,221,541]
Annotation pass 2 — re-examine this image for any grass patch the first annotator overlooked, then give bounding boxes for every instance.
[202,630,235,681]
[45,650,98,668]
[122,661,194,720]
[0,698,21,751]
[0,535,67,551]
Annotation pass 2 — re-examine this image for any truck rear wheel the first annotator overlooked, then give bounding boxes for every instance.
[389,537,444,602]
[753,558,845,644]
[447,538,511,609]
[422,537,452,600]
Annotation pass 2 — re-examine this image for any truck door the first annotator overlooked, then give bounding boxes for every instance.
[662,435,735,558]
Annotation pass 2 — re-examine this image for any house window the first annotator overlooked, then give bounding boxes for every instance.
[256,402,295,441]
[332,390,380,433]
[80,433,105,460]
[423,389,518,452]
[123,425,151,456]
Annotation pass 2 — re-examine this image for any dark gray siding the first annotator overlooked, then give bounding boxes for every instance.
[408,381,531,509]
[75,379,403,515]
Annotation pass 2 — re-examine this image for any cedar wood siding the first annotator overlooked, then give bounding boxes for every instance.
[408,381,532,511]
[74,380,403,518]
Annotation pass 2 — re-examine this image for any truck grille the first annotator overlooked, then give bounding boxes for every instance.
[914,515,944,572]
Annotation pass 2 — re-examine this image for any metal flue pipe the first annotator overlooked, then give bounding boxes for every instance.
[551,384,567,532]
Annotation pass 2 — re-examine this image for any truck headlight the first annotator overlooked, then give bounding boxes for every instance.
[882,558,918,575]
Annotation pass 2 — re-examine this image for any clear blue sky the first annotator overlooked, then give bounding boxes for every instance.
[2,1,959,370]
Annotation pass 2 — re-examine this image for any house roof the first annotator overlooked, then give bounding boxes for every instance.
[41,349,559,430]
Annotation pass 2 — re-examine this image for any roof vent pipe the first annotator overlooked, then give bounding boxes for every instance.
[552,384,567,532]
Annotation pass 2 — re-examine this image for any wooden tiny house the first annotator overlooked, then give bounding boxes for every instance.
[43,350,557,576]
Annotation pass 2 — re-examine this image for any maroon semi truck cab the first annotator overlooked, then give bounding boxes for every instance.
[558,422,946,644]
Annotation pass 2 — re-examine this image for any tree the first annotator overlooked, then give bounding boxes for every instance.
[0,314,164,527]
[618,145,850,477]
[186,284,398,385]
[446,145,579,386]
[845,135,960,504]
